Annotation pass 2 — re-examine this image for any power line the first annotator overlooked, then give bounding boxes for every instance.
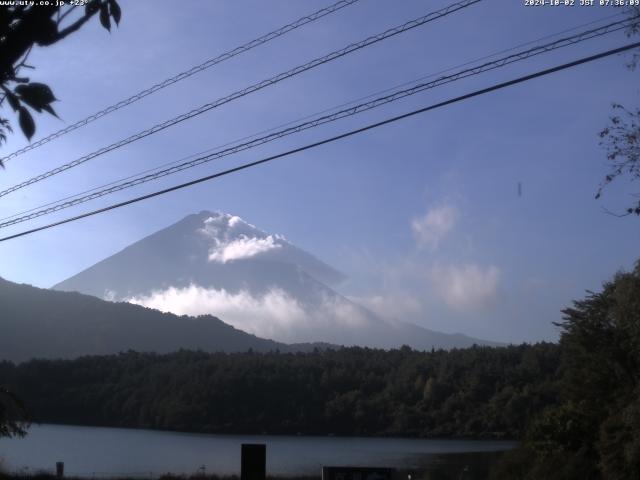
[4,10,619,213]
[0,0,362,164]
[1,40,638,243]
[5,8,623,224]
[0,15,633,229]
[0,0,481,199]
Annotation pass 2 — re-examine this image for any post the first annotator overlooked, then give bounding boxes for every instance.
[241,444,266,480]
[55,462,64,478]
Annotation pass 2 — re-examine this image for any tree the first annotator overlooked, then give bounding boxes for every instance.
[0,386,28,438]
[552,261,640,477]
[596,7,640,215]
[0,0,122,163]
[493,261,640,479]
[0,0,122,438]
[597,102,640,215]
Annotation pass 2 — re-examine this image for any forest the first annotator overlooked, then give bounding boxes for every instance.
[0,343,560,439]
[1,261,639,479]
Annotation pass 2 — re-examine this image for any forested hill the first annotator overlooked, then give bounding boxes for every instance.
[3,261,637,479]
[0,277,317,361]
[0,344,560,439]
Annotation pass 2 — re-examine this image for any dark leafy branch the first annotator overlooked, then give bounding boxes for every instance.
[0,386,29,438]
[625,6,640,71]
[597,103,640,215]
[596,7,640,215]
[0,0,122,163]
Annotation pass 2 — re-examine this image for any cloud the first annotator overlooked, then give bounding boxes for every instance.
[127,285,369,343]
[209,235,281,263]
[411,204,457,249]
[103,289,118,301]
[428,263,500,311]
[198,213,283,263]
[348,293,422,321]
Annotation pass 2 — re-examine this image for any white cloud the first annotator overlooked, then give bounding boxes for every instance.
[428,263,500,311]
[127,285,369,343]
[411,204,457,250]
[227,215,243,228]
[103,289,117,301]
[208,235,281,263]
[197,213,283,263]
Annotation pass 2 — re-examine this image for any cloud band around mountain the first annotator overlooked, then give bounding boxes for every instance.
[127,284,369,344]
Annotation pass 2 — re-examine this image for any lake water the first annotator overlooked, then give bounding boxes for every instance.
[0,424,516,477]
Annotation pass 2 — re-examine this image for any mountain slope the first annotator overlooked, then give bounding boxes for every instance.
[54,211,345,301]
[53,211,501,349]
[0,277,306,362]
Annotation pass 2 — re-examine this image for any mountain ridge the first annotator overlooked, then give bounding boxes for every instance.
[53,211,502,349]
[0,277,331,363]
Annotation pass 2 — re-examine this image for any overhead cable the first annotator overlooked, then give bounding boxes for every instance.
[0,0,481,198]
[0,16,634,229]
[1,40,638,243]
[0,0,362,164]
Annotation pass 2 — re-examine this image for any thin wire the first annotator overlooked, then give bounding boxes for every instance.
[1,8,624,218]
[2,8,624,223]
[0,16,633,229]
[2,41,638,243]
[0,0,482,199]
[0,0,362,164]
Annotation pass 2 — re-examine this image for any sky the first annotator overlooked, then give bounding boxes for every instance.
[0,0,639,344]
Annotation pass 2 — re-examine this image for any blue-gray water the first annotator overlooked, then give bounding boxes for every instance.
[0,424,517,477]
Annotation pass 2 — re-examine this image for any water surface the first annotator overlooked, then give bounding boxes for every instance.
[0,424,516,477]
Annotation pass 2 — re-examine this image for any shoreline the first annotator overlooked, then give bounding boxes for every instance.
[18,422,519,444]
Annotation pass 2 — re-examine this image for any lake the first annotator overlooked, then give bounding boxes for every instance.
[0,424,517,477]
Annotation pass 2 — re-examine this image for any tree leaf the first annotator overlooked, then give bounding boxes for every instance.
[34,18,59,46]
[15,83,56,104]
[41,104,59,118]
[18,107,35,140]
[0,119,12,166]
[99,3,111,31]
[85,0,100,15]
[108,0,121,25]
[15,83,57,114]
[5,91,20,111]
[0,118,13,134]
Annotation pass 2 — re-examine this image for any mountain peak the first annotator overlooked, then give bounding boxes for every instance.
[52,211,499,350]
[193,212,288,265]
[54,210,345,299]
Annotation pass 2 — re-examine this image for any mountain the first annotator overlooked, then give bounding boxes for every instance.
[0,277,319,363]
[54,211,500,349]
[54,211,345,301]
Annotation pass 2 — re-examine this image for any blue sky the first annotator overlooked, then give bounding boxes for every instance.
[0,0,639,343]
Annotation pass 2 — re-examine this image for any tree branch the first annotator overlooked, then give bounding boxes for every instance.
[45,8,98,44]
[601,206,631,218]
[56,5,77,26]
